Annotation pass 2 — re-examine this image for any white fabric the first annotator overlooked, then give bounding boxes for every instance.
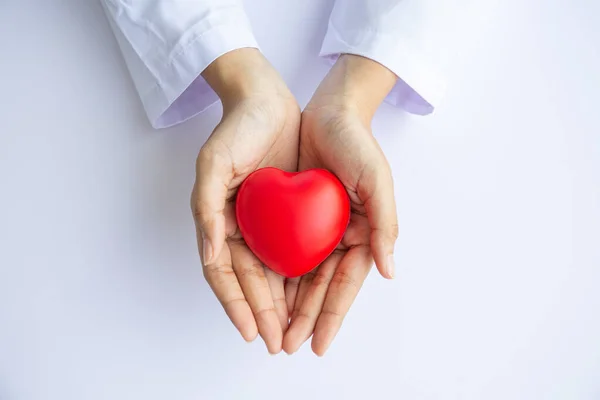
[102,0,444,129]
[322,0,445,115]
[100,0,257,128]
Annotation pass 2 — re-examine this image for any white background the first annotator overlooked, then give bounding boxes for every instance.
[1,1,599,399]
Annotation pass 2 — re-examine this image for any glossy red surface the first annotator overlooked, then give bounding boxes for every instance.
[236,167,350,278]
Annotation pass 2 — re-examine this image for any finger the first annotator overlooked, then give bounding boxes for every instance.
[192,141,233,266]
[264,268,289,333]
[230,241,283,354]
[284,277,301,316]
[311,245,372,356]
[202,243,258,342]
[283,253,341,354]
[360,162,398,279]
[289,273,312,322]
[290,254,342,324]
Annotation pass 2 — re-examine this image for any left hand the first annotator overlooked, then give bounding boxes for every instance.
[283,55,400,356]
[192,49,300,354]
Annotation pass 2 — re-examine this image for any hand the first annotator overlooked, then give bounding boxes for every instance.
[283,54,399,356]
[191,48,300,354]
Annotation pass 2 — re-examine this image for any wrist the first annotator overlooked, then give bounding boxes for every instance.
[308,54,398,123]
[202,48,282,109]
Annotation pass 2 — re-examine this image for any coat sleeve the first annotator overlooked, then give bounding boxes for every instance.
[101,0,258,128]
[322,0,446,115]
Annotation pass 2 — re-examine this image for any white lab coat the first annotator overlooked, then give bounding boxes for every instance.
[101,0,444,128]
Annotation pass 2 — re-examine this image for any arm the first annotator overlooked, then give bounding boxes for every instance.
[320,0,445,115]
[284,0,446,356]
[104,1,300,354]
[192,48,300,355]
[101,0,258,128]
[284,54,400,356]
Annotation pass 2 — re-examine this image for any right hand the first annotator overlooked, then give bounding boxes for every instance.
[191,48,300,354]
[283,54,400,356]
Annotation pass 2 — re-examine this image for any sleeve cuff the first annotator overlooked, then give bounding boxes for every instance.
[319,20,445,116]
[145,24,258,129]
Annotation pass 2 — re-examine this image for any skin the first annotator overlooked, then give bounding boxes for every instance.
[192,49,399,356]
[283,55,399,355]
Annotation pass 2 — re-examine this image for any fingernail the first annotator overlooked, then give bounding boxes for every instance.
[202,234,213,266]
[387,254,395,279]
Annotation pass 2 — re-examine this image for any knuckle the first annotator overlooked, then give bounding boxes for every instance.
[197,140,231,171]
[221,297,246,310]
[320,308,344,320]
[254,306,277,320]
[286,278,300,289]
[294,309,314,321]
[376,155,393,176]
[191,199,211,223]
[330,270,358,290]
[273,297,287,306]
[311,272,332,290]
[301,271,317,284]
[237,262,267,281]
[196,146,214,169]
[372,162,394,192]
[373,224,399,242]
[203,263,235,284]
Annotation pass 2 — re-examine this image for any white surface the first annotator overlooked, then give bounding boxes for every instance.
[1,1,599,399]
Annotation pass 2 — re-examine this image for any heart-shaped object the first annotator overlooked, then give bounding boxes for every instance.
[236,167,350,278]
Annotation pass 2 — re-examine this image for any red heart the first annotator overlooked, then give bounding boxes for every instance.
[236,167,350,278]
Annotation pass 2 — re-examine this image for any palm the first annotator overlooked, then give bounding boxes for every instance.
[283,108,391,355]
[298,111,375,256]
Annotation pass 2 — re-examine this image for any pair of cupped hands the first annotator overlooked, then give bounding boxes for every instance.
[192,48,399,356]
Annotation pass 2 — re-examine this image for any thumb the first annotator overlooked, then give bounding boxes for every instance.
[361,163,399,279]
[191,143,232,266]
